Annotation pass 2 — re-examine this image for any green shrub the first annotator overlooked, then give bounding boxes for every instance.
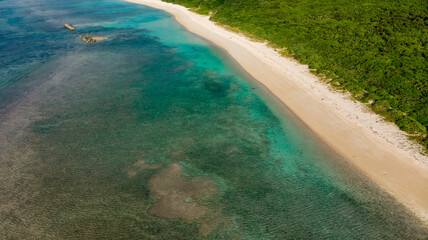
[163,0,428,149]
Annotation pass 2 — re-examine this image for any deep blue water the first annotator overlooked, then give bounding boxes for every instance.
[0,0,427,239]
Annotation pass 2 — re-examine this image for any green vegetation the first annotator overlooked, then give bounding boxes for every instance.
[163,0,428,150]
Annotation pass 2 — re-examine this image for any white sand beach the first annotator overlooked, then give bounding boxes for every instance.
[125,0,428,223]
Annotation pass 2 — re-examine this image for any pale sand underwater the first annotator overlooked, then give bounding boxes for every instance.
[124,0,428,223]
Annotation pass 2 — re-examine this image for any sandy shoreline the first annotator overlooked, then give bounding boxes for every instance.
[124,0,428,223]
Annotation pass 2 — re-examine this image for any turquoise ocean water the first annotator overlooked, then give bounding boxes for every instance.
[1,0,427,239]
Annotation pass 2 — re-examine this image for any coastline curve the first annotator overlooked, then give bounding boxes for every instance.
[124,0,428,223]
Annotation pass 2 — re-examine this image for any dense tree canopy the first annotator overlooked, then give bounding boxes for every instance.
[164,0,428,149]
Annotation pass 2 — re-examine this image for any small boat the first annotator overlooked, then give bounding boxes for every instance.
[65,23,75,31]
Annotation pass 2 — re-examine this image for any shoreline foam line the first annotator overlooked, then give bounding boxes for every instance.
[124,0,428,223]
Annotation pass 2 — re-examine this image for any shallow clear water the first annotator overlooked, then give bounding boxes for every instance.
[1,0,427,239]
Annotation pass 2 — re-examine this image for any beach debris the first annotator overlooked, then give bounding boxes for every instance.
[79,34,108,43]
[65,23,75,31]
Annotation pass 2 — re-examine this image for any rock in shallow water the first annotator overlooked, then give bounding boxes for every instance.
[79,34,108,43]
